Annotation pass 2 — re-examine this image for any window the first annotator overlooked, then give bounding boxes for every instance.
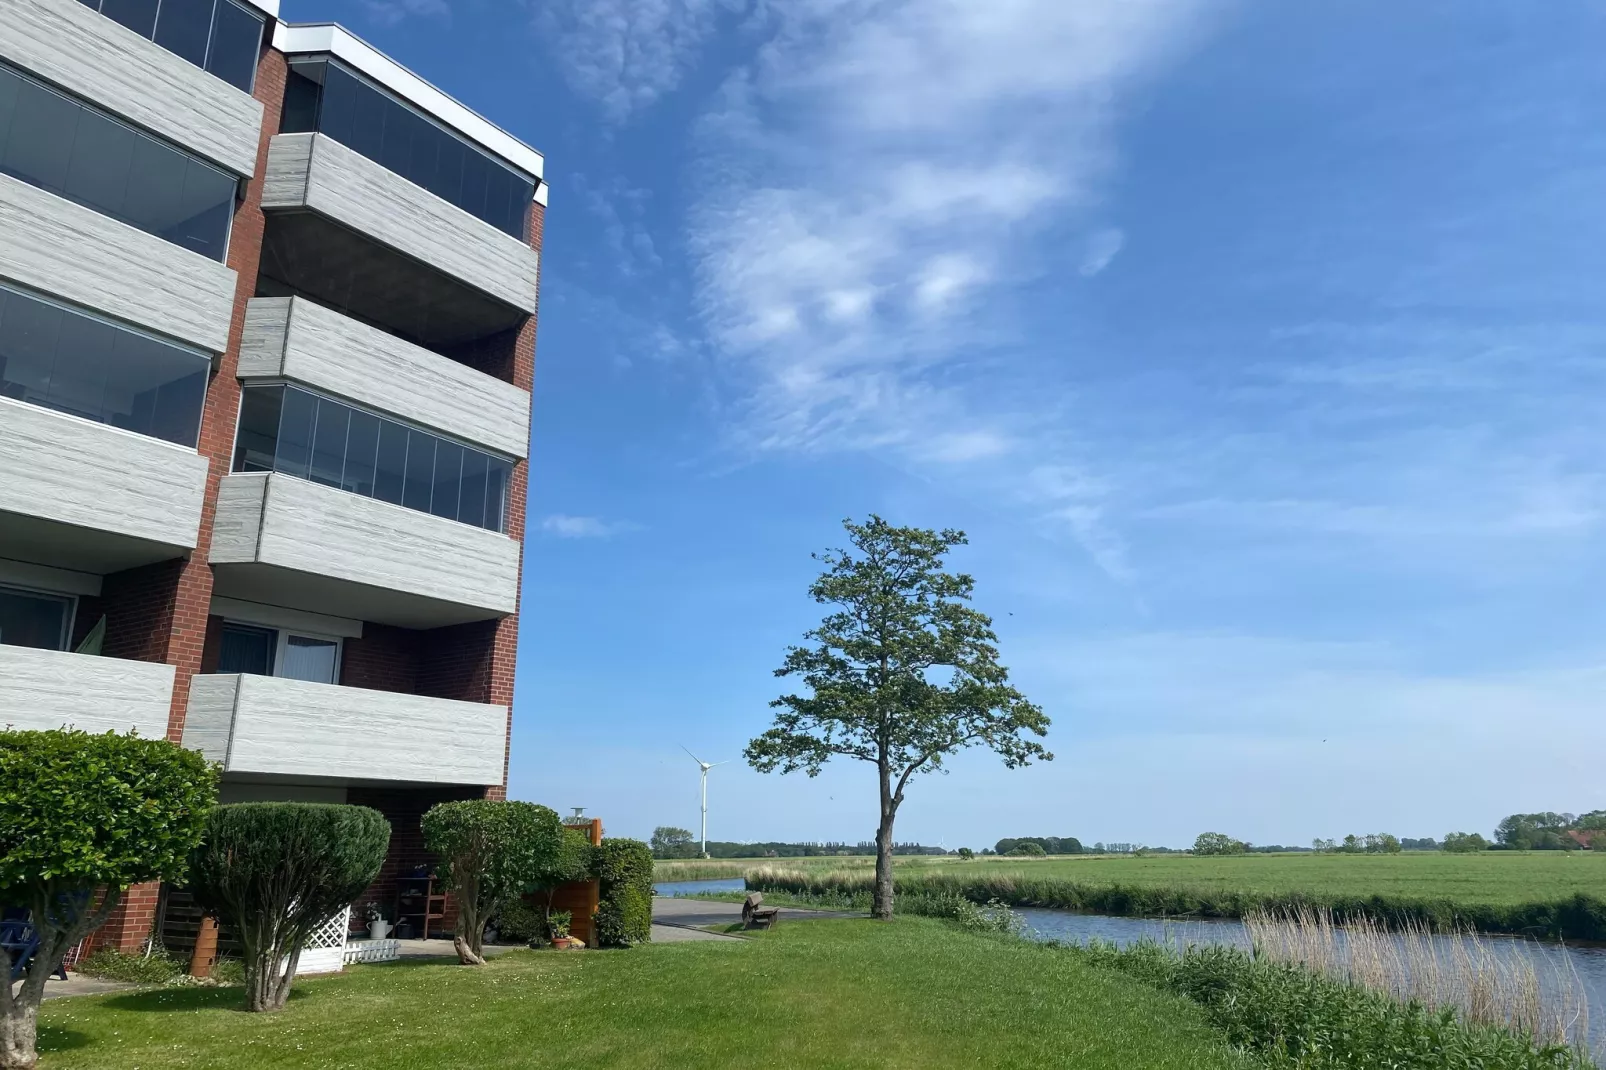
[233,384,513,533]
[217,621,341,684]
[0,585,74,651]
[0,63,237,261]
[217,622,274,674]
[0,281,211,447]
[279,58,535,239]
[78,0,265,93]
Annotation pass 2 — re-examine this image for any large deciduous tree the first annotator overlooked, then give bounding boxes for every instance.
[187,803,389,1011]
[422,800,562,964]
[745,516,1050,921]
[1,730,215,1068]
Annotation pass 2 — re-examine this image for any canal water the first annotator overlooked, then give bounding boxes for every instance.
[658,879,1605,1053]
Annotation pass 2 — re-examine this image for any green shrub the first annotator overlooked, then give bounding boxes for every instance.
[493,898,546,944]
[1,729,215,1065]
[593,838,653,948]
[1076,940,1591,1070]
[209,958,245,985]
[422,800,564,964]
[1008,842,1047,856]
[73,948,185,985]
[188,803,389,1012]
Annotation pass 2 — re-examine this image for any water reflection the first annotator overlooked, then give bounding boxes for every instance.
[1020,908,1606,1055]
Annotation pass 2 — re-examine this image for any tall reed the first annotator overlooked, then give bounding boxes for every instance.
[1245,906,1591,1055]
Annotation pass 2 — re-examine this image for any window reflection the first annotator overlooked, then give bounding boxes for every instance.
[0,64,236,262]
[79,0,264,93]
[232,384,513,533]
[0,283,210,447]
[279,58,535,240]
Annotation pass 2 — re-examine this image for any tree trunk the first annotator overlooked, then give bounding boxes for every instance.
[0,999,39,1070]
[453,880,486,966]
[873,766,897,921]
[244,946,295,1012]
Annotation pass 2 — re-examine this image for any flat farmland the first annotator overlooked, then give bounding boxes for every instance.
[661,851,1606,904]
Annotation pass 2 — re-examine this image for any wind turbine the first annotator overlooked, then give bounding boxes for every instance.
[682,746,728,858]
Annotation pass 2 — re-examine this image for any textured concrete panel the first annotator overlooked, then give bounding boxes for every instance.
[183,672,507,784]
[261,133,540,314]
[0,646,174,736]
[0,174,236,351]
[208,472,519,616]
[0,0,262,175]
[240,297,530,457]
[0,396,208,552]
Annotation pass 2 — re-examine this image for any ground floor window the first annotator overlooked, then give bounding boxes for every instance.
[217,621,341,684]
[0,584,73,650]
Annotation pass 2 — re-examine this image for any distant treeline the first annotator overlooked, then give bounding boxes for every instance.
[650,828,947,859]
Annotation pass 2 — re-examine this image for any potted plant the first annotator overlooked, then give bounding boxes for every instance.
[364,902,391,941]
[547,910,579,949]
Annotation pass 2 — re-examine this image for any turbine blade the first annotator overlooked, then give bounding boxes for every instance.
[681,744,706,765]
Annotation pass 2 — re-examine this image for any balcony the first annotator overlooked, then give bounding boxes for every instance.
[0,645,174,737]
[0,173,237,352]
[240,296,530,457]
[182,673,507,785]
[208,471,520,628]
[0,0,262,176]
[0,397,208,572]
[258,133,540,352]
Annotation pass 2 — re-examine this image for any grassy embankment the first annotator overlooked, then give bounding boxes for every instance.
[658,852,1606,939]
[38,920,1249,1070]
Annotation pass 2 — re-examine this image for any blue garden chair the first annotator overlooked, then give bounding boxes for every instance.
[1,914,70,983]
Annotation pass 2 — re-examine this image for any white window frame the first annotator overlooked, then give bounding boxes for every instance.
[220,617,344,684]
[273,628,344,685]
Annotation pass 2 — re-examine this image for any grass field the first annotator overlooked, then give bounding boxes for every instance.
[658,851,1606,904]
[36,920,1246,1070]
[658,852,1606,938]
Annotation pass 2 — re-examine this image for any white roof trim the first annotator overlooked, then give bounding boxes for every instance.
[238,0,279,18]
[272,22,544,183]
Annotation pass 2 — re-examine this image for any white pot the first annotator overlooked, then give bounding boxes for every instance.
[369,919,391,940]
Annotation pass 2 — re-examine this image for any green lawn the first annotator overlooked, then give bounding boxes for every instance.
[659,851,1606,905]
[39,919,1246,1069]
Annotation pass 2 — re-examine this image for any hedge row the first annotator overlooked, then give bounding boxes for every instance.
[594,838,654,948]
[745,870,1606,941]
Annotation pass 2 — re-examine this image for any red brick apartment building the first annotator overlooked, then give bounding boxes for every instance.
[0,0,544,950]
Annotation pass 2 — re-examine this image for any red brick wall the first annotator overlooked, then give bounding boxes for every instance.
[340,623,421,693]
[347,785,480,937]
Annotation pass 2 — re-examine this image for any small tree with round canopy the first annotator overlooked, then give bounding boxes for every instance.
[422,800,563,964]
[1,730,215,1068]
[187,803,389,1011]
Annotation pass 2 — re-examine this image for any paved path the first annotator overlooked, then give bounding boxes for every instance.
[651,896,861,936]
[40,973,138,1001]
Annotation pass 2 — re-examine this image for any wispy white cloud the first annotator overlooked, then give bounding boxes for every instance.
[679,0,1207,580]
[532,0,735,122]
[1079,227,1127,276]
[542,514,636,538]
[360,0,449,27]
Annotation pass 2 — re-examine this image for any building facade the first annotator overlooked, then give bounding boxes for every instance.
[0,0,544,949]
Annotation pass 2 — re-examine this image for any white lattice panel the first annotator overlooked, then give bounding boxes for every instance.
[291,907,350,975]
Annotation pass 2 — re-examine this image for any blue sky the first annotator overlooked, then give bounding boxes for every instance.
[282,0,1606,849]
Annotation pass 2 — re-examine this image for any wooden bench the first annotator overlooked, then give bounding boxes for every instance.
[741,892,780,930]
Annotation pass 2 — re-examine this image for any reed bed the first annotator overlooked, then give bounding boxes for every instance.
[1245,906,1591,1055]
[741,865,1606,940]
